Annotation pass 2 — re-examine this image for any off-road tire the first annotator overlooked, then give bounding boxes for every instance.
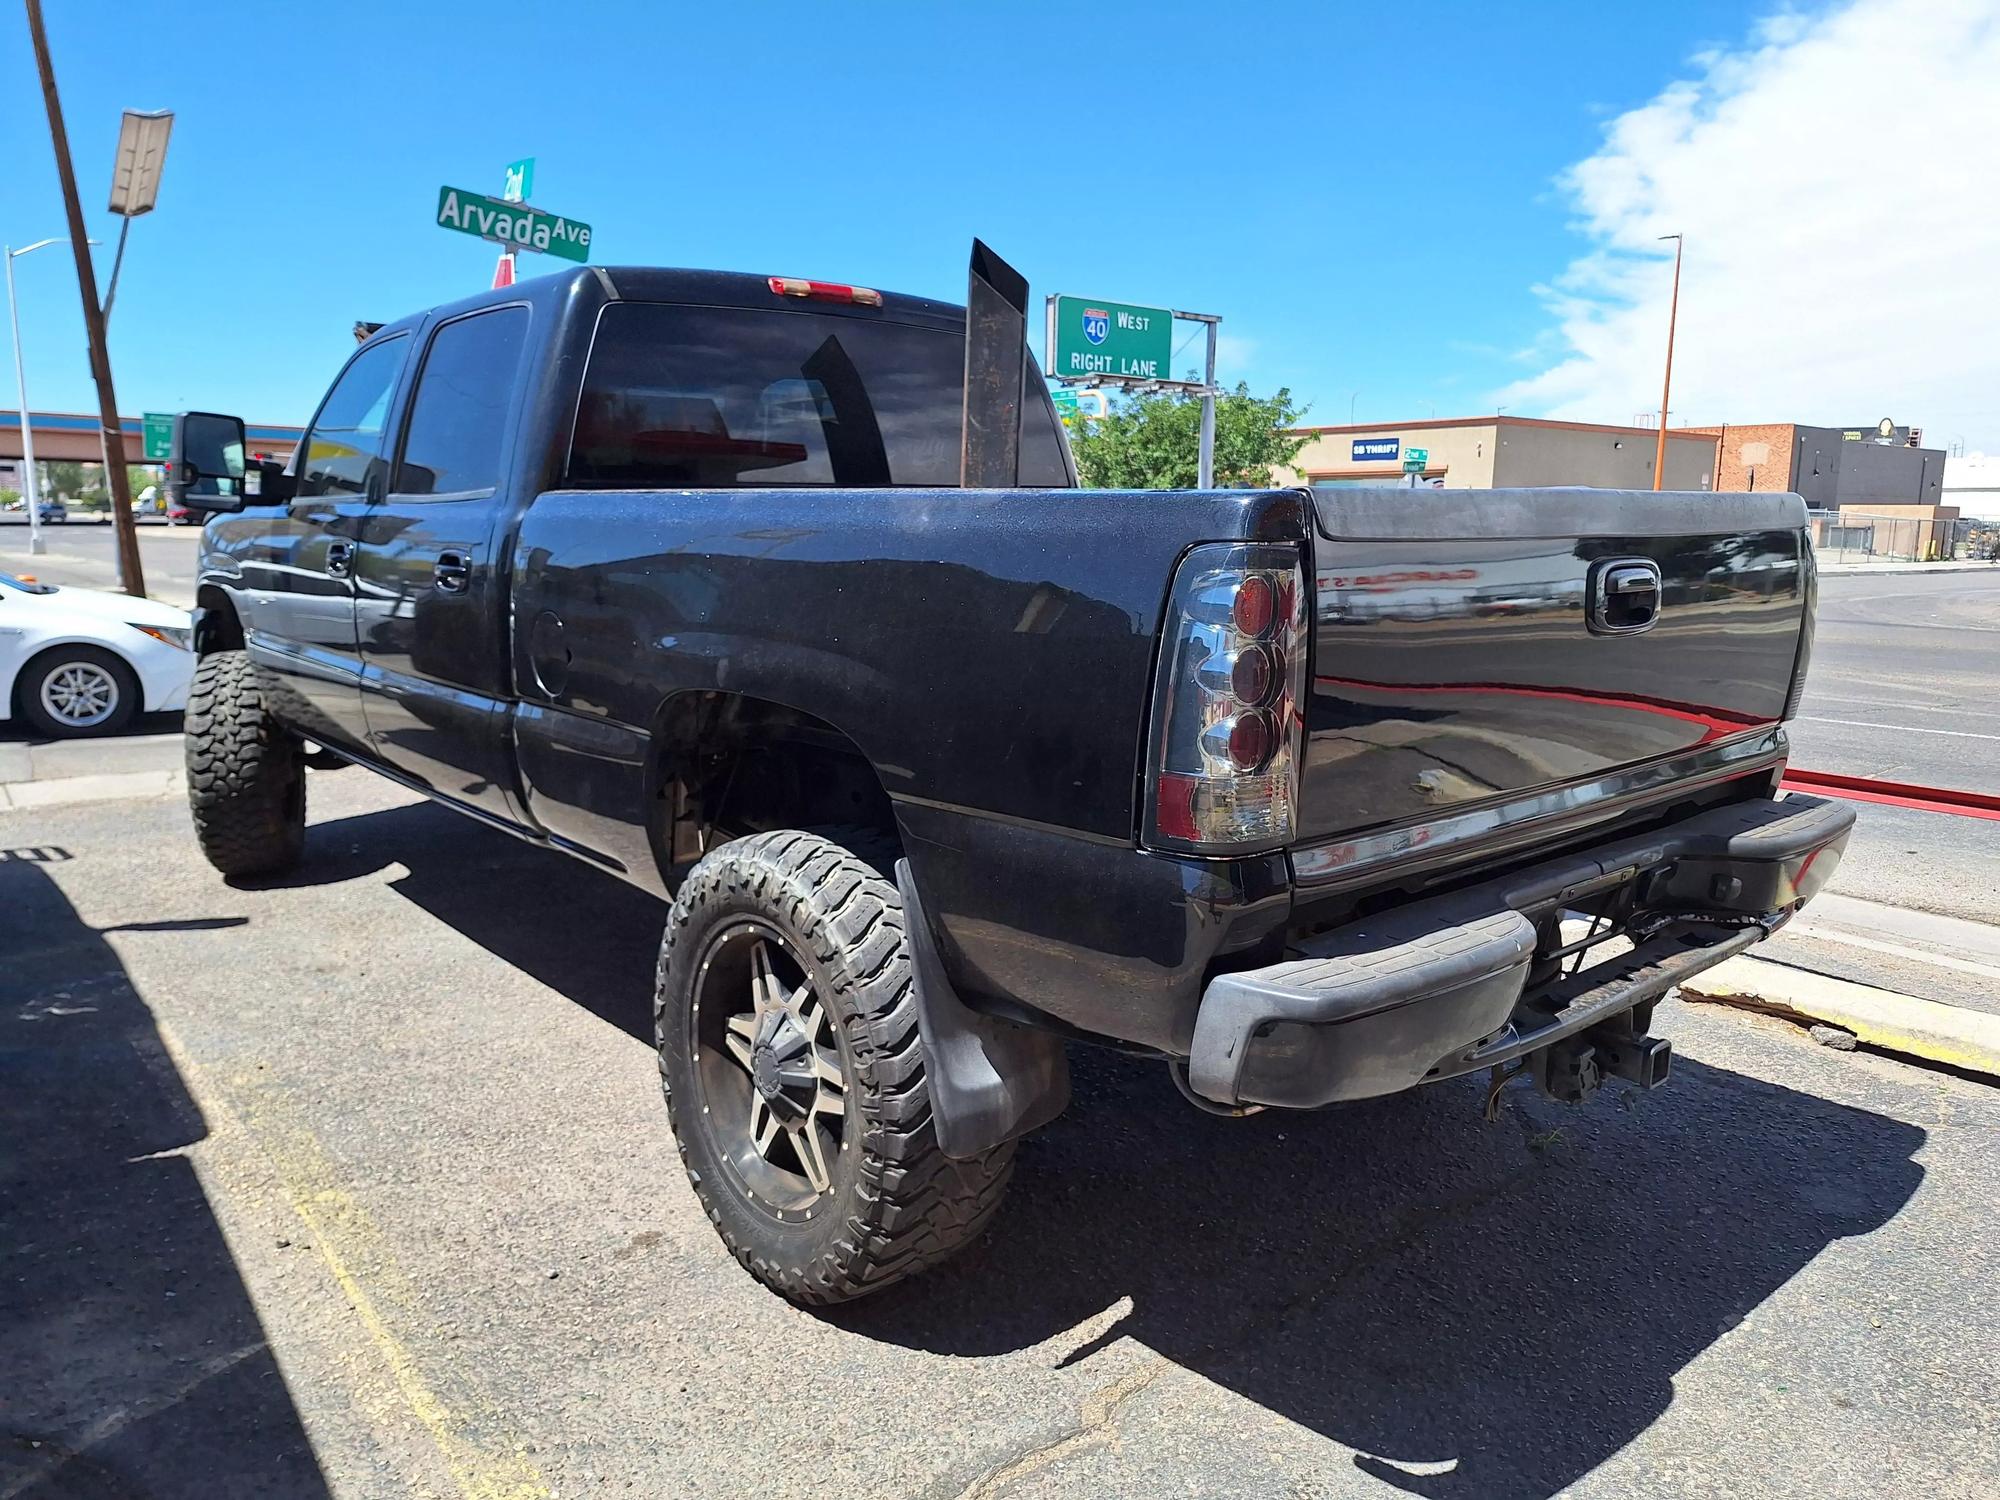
[185,650,305,879]
[656,829,1014,1303]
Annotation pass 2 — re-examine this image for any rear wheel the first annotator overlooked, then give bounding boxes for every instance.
[184,650,305,878]
[17,646,138,738]
[656,829,1014,1303]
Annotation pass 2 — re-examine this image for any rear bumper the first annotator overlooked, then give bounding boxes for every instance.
[1188,793,1854,1109]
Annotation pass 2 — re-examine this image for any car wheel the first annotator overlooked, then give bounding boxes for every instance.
[184,650,306,879]
[17,645,139,737]
[656,829,1015,1304]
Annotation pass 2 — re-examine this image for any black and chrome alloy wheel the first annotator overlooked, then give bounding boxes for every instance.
[691,922,850,1218]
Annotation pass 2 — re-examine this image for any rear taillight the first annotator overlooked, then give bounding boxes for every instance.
[1144,542,1308,853]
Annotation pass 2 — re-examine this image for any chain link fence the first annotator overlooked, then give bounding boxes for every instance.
[1809,512,1999,564]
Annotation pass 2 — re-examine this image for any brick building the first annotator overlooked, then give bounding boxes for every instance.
[1688,422,1947,508]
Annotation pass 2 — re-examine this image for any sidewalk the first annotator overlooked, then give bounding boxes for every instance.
[1817,558,1999,575]
[1683,891,2000,1078]
[0,726,185,811]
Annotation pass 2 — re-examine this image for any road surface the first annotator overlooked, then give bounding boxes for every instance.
[3,773,1995,1500]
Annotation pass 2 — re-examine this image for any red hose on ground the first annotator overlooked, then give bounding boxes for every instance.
[1781,768,2000,821]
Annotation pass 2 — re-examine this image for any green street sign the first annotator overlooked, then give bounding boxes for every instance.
[1050,294,1172,381]
[142,412,173,461]
[1050,388,1081,414]
[503,157,535,203]
[1403,446,1430,472]
[436,185,591,263]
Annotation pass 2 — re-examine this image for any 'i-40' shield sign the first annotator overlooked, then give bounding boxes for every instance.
[1082,308,1110,345]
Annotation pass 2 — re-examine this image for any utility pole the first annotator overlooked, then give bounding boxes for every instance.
[1652,233,1683,492]
[25,0,145,596]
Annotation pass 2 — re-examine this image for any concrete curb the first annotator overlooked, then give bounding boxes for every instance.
[0,768,186,811]
[1817,560,1999,576]
[1682,955,2000,1079]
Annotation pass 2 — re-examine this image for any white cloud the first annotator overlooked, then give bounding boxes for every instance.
[1500,0,2000,449]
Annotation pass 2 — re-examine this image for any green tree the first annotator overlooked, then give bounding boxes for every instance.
[1067,382,1310,489]
[43,460,90,501]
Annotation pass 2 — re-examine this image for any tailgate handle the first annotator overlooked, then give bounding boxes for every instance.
[1590,560,1662,635]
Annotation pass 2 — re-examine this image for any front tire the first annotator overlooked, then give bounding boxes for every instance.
[656,830,1014,1304]
[184,650,305,879]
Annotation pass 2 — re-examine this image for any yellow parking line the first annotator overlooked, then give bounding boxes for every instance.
[206,1062,551,1500]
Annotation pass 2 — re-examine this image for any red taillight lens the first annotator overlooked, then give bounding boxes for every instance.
[1155,772,1201,842]
[1230,645,1274,706]
[767,276,884,307]
[1143,543,1308,853]
[1233,574,1274,636]
[1228,711,1275,770]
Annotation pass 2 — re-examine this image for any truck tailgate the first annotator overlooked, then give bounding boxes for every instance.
[1298,487,1809,846]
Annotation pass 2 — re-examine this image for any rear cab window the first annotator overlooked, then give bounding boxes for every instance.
[566,302,1070,489]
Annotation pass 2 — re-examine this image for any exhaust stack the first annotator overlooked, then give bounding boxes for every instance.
[960,239,1028,488]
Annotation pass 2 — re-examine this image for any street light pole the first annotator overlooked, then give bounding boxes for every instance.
[5,239,73,558]
[1652,233,1684,492]
[24,0,145,597]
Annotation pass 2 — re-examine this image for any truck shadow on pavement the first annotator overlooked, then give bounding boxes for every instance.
[0,852,330,1499]
[302,799,1930,1500]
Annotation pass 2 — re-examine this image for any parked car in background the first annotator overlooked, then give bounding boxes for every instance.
[34,499,66,525]
[0,572,193,736]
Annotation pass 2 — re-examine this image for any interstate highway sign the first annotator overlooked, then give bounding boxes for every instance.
[142,412,173,461]
[1050,294,1172,381]
[436,185,592,263]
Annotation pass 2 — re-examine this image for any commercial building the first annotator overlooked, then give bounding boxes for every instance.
[1282,416,1716,490]
[1686,422,1946,509]
[1943,453,2000,518]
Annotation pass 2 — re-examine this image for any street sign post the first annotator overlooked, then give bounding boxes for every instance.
[502,157,535,204]
[1402,446,1429,473]
[1048,295,1173,381]
[142,411,171,461]
[436,185,592,263]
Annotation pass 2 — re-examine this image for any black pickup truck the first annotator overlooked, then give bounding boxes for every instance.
[169,246,1853,1304]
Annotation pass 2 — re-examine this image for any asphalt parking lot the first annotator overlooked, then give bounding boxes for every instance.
[5,774,1997,1500]
[3,565,1997,1499]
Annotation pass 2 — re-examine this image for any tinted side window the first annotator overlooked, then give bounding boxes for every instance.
[567,303,1071,489]
[297,335,408,499]
[395,306,530,497]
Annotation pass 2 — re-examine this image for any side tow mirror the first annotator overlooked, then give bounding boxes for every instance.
[167,411,249,513]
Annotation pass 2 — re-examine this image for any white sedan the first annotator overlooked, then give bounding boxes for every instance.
[0,572,195,737]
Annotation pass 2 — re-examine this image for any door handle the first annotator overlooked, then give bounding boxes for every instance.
[1589,559,1663,634]
[325,539,354,580]
[433,551,471,594]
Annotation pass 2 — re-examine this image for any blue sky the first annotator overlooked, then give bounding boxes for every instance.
[0,0,1937,436]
